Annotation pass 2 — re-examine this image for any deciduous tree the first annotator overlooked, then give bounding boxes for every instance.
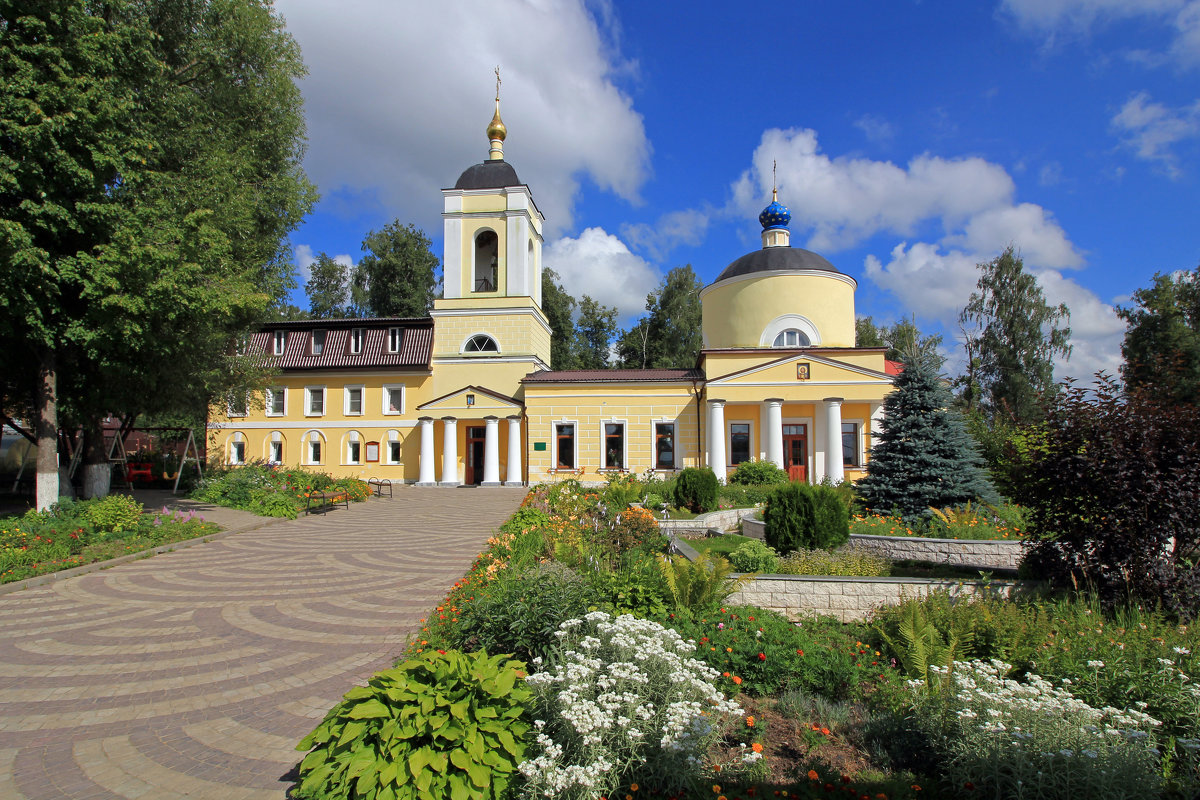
[856,316,944,367]
[305,253,351,319]
[541,267,577,370]
[351,221,439,318]
[1118,265,1200,405]
[574,296,617,370]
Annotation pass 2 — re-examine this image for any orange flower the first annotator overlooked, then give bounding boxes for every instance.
[732,676,742,685]
[630,785,638,792]
[808,770,820,781]
[751,742,764,753]
[745,715,755,727]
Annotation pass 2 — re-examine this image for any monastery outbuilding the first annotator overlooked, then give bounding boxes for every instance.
[208,96,896,486]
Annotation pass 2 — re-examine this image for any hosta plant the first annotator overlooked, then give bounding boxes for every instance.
[295,649,531,800]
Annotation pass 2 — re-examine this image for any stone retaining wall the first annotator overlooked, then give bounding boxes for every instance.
[728,575,1024,623]
[741,518,1022,570]
[658,508,758,536]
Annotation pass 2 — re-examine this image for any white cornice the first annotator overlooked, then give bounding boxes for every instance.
[699,269,858,299]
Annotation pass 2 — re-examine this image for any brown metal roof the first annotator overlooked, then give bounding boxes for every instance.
[251,322,432,370]
[523,368,705,383]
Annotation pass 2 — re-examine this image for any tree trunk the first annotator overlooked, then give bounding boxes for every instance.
[82,418,111,499]
[35,350,60,511]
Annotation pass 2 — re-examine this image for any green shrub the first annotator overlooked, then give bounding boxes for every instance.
[763,482,814,554]
[585,557,671,618]
[295,649,531,800]
[673,467,718,513]
[643,493,665,511]
[500,507,552,536]
[811,483,851,549]
[717,484,775,508]
[656,551,751,613]
[84,494,144,532]
[728,459,788,486]
[777,547,890,577]
[729,540,779,573]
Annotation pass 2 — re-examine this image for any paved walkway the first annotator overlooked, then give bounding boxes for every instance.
[0,487,526,799]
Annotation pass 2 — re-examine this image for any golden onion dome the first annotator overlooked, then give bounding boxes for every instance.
[487,100,507,142]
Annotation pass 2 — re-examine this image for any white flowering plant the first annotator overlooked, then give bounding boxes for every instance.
[517,611,760,800]
[906,659,1171,799]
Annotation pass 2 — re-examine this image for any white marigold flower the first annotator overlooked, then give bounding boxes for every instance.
[1174,647,1191,655]
[1087,660,1105,669]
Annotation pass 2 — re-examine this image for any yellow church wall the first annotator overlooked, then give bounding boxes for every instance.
[701,273,857,348]
[429,361,534,401]
[524,384,701,483]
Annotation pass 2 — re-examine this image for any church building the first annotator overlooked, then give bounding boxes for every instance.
[208,95,896,486]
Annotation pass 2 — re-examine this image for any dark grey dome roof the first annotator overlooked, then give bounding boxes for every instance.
[712,246,841,285]
[454,160,522,190]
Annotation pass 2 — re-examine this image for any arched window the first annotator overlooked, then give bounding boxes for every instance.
[772,329,811,347]
[266,431,285,464]
[474,230,498,292]
[463,334,499,353]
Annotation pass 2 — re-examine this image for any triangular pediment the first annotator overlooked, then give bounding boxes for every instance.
[416,385,522,415]
[706,352,894,387]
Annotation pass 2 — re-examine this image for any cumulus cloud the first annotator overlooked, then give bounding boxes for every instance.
[543,228,661,323]
[1111,92,1200,177]
[293,244,355,285]
[950,204,1084,269]
[620,208,711,261]
[1036,270,1127,380]
[853,114,895,145]
[274,0,650,235]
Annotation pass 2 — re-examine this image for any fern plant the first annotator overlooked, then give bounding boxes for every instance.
[656,552,752,613]
[874,601,974,688]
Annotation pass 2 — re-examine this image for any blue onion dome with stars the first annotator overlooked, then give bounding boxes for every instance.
[759,197,791,230]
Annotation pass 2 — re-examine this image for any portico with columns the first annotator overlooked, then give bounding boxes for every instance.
[415,386,524,487]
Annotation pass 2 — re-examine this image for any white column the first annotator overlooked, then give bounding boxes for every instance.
[505,416,523,486]
[440,416,459,486]
[824,397,845,484]
[707,399,727,483]
[765,398,784,470]
[417,417,436,485]
[482,416,501,486]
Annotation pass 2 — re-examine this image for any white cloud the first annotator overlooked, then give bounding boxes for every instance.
[292,244,355,286]
[1038,161,1064,186]
[1035,270,1127,380]
[950,204,1084,269]
[620,208,711,261]
[1111,92,1200,177]
[853,114,895,145]
[543,227,660,323]
[274,0,650,236]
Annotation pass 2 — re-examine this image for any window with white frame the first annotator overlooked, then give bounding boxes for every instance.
[729,422,751,466]
[385,430,402,464]
[388,327,401,353]
[654,422,676,470]
[273,330,286,355]
[554,423,576,470]
[463,334,499,353]
[226,392,248,418]
[305,386,325,416]
[382,384,404,415]
[842,422,862,468]
[772,329,811,347]
[603,422,626,470]
[350,327,364,354]
[344,385,364,415]
[228,435,245,465]
[312,329,327,355]
[269,439,283,464]
[306,431,324,465]
[346,432,361,464]
[266,387,285,416]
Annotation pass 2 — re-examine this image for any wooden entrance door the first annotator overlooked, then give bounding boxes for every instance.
[783,423,807,483]
[465,426,485,485]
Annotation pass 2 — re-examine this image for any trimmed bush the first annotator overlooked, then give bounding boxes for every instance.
[717,484,775,508]
[729,539,780,573]
[84,493,144,532]
[810,484,851,549]
[673,466,718,513]
[728,459,788,486]
[763,483,814,554]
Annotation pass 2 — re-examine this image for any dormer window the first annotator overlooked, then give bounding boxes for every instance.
[772,329,810,347]
[273,330,286,355]
[350,328,364,354]
[464,334,499,353]
[474,230,498,292]
[312,329,326,355]
[387,327,401,353]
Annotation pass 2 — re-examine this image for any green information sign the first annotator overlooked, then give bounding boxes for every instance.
[533,442,547,451]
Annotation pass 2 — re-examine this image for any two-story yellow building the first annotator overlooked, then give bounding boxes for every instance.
[209,97,896,486]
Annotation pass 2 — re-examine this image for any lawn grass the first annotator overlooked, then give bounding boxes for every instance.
[687,533,755,557]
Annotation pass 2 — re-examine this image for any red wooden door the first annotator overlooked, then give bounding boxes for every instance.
[783,423,808,483]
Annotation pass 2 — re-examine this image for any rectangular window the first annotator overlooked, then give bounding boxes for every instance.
[345,386,363,415]
[604,423,625,470]
[389,441,402,464]
[227,393,248,417]
[269,441,283,464]
[350,328,364,354]
[230,441,245,465]
[388,327,401,353]
[266,387,285,416]
[555,423,575,469]
[347,440,361,464]
[655,423,676,470]
[273,330,286,356]
[842,422,861,468]
[312,329,326,355]
[730,423,751,466]
[306,387,325,416]
[309,439,322,464]
[382,385,404,415]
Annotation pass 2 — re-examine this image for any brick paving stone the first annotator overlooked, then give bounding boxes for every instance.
[0,487,525,799]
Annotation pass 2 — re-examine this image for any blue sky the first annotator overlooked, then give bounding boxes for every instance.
[274,0,1200,379]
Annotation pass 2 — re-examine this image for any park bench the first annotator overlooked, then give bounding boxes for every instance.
[305,489,350,515]
[367,478,393,498]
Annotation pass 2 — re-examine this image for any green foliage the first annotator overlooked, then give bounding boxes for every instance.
[763,482,814,554]
[351,221,440,318]
[83,494,144,533]
[811,484,851,549]
[585,557,671,618]
[858,350,1000,519]
[728,459,788,486]
[728,540,780,573]
[656,551,751,613]
[541,267,578,371]
[295,649,531,800]
[194,464,368,518]
[601,473,642,508]
[855,316,945,368]
[1118,265,1200,406]
[1014,377,1200,618]
[500,507,552,536]
[574,295,618,370]
[643,493,665,511]
[959,245,1072,423]
[874,602,973,684]
[673,466,718,513]
[717,484,776,508]
[777,547,891,577]
[616,265,705,369]
[304,252,351,319]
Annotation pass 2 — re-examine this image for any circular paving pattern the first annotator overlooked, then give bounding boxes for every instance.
[0,488,526,799]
